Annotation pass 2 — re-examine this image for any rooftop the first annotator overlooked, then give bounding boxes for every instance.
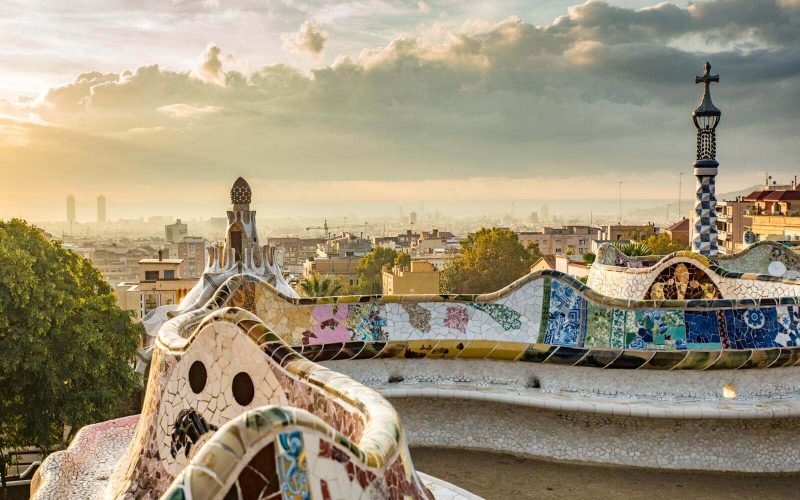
[138,258,183,264]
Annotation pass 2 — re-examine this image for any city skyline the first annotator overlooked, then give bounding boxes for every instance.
[2,0,799,220]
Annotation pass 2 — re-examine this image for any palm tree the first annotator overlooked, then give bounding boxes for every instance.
[299,273,345,297]
[614,241,653,257]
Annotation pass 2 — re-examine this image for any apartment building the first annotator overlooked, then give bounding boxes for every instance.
[382,261,440,294]
[517,225,601,256]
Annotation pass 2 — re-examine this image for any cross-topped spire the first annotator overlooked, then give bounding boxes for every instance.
[693,61,721,119]
[690,62,721,256]
[695,61,719,91]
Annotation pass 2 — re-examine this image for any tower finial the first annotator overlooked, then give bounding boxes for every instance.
[690,62,721,257]
[230,177,252,205]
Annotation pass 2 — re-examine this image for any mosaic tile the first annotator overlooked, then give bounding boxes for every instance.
[724,308,781,349]
[684,310,721,349]
[401,303,431,334]
[625,310,686,350]
[346,304,388,342]
[443,306,469,334]
[585,304,612,348]
[467,303,522,331]
[543,280,585,346]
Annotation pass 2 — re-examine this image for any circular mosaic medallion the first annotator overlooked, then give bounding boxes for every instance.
[768,261,787,277]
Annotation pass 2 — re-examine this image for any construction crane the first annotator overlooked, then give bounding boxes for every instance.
[305,219,383,238]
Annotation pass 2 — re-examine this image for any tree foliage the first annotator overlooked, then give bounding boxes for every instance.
[641,233,688,255]
[298,273,345,297]
[622,225,656,241]
[0,219,141,451]
[441,228,537,294]
[614,241,653,257]
[355,247,407,294]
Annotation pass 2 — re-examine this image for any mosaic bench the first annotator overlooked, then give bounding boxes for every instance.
[589,241,800,301]
[32,307,466,499]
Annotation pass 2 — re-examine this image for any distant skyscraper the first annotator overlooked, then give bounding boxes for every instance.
[165,219,188,243]
[66,195,76,223]
[541,204,550,223]
[97,195,107,223]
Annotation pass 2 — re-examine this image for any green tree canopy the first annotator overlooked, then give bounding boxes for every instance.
[441,228,537,294]
[641,233,689,255]
[298,273,345,297]
[354,247,407,294]
[0,219,141,451]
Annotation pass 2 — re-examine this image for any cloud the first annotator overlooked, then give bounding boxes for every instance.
[192,44,227,85]
[282,20,327,58]
[418,2,430,14]
[1,0,799,219]
[156,103,223,118]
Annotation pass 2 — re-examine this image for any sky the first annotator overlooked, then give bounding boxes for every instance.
[1,0,799,221]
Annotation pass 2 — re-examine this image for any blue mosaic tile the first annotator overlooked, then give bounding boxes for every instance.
[277,430,311,500]
[544,280,585,346]
[774,305,800,347]
[625,310,686,350]
[685,310,721,349]
[724,307,781,349]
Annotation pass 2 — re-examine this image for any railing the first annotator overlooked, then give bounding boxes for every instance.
[745,210,800,218]
[1,449,41,500]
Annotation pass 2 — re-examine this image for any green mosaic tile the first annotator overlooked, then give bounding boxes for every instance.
[585,304,612,348]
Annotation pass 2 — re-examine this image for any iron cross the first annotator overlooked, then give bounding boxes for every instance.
[695,61,719,91]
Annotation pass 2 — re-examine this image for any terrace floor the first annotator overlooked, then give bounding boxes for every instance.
[411,447,800,500]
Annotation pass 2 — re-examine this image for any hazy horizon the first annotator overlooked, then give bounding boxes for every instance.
[2,0,798,221]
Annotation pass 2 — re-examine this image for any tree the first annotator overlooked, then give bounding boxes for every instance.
[395,252,411,269]
[641,233,688,255]
[622,225,655,241]
[0,219,140,451]
[582,252,596,265]
[354,247,404,294]
[441,228,537,294]
[526,242,542,262]
[614,241,652,257]
[298,273,345,297]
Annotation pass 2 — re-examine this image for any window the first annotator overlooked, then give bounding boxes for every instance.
[164,270,175,279]
[145,270,159,281]
[230,230,243,261]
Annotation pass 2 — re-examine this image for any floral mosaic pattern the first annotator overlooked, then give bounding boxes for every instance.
[444,307,468,334]
[724,308,781,349]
